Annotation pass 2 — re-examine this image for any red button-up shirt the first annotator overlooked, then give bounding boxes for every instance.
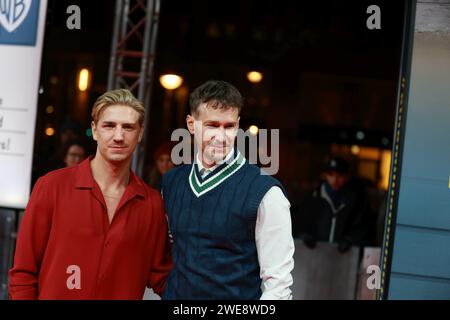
[9,157,172,299]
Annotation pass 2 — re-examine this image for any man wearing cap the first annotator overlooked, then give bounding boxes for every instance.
[297,157,369,252]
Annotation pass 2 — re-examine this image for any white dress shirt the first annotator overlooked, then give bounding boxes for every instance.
[196,151,295,300]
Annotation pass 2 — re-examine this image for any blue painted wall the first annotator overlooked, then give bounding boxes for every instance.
[388,31,450,299]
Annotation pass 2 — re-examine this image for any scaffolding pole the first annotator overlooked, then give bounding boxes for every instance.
[107,0,161,178]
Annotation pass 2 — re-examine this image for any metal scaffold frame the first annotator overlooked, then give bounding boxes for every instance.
[107,0,161,177]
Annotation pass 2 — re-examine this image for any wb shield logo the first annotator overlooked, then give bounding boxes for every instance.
[0,0,32,32]
[0,0,40,46]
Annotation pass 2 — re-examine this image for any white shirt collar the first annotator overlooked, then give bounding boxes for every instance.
[196,148,235,177]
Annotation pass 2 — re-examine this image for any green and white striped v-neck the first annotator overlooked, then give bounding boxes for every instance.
[189,151,246,197]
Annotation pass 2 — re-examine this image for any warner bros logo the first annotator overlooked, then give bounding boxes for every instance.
[0,0,40,46]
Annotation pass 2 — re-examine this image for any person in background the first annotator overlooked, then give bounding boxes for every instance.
[146,142,175,190]
[48,119,84,169]
[32,119,84,185]
[297,157,370,253]
[62,139,88,168]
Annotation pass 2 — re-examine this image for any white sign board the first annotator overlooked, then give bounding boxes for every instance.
[0,0,48,208]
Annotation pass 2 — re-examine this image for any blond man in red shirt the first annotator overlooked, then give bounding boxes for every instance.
[9,89,172,299]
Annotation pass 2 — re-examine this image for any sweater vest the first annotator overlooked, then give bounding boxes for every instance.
[161,151,283,299]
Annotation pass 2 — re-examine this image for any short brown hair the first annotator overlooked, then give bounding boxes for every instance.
[91,89,145,125]
[189,80,243,116]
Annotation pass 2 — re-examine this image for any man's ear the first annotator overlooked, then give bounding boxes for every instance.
[186,114,195,135]
[91,121,98,141]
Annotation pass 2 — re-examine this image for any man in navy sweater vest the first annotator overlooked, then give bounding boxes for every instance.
[161,80,294,300]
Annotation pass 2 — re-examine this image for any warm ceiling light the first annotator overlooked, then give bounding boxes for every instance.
[46,105,54,114]
[351,145,361,155]
[45,127,55,136]
[247,71,263,83]
[249,125,259,136]
[78,68,90,91]
[159,74,183,90]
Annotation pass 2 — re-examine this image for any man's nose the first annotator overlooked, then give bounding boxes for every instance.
[113,126,125,141]
[214,127,227,143]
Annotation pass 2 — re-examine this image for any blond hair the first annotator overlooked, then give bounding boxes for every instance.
[91,89,145,125]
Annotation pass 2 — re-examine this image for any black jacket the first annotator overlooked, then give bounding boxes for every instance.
[297,180,369,246]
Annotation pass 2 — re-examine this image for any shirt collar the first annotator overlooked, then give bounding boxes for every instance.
[195,147,235,175]
[74,155,145,198]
